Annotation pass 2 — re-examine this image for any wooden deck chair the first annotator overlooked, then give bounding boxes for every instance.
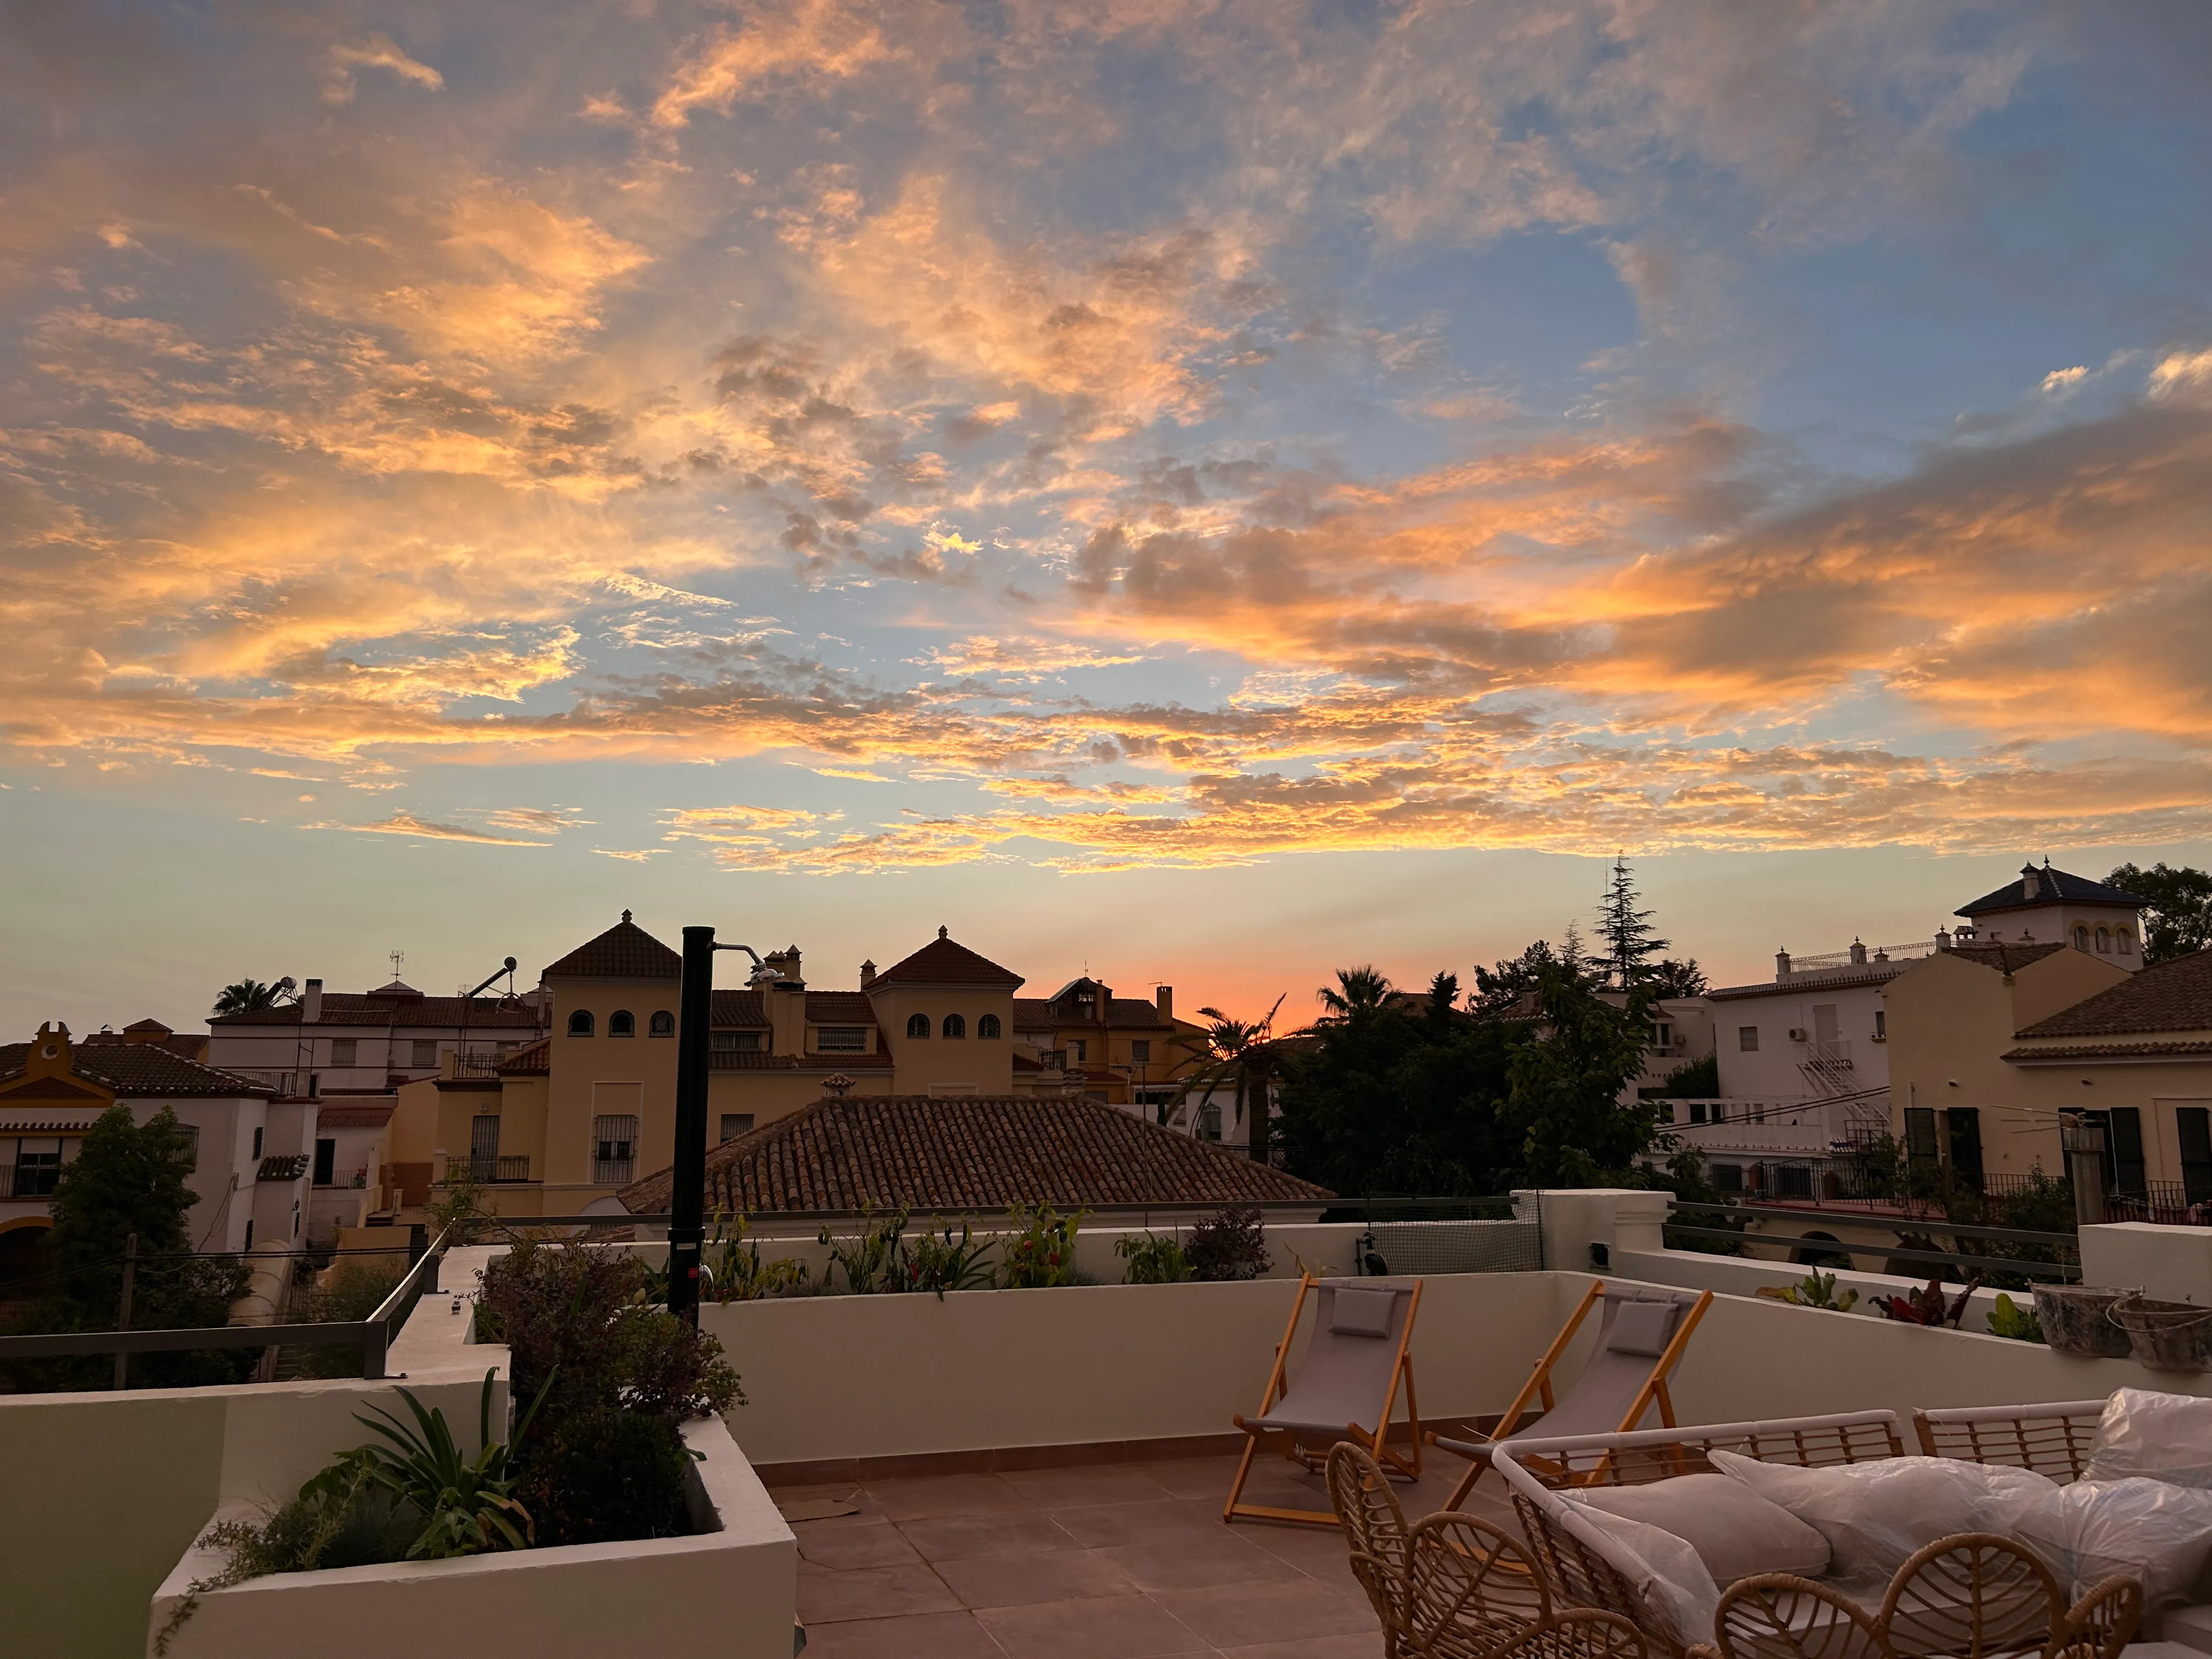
[1224,1276,1425,1528]
[1431,1281,1712,1509]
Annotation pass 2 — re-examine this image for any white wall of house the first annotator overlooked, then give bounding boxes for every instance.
[1712,977,1895,1100]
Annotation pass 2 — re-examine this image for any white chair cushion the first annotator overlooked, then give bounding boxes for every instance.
[1577,1473,1831,1583]
[2012,1477,2212,1606]
[2088,1389,2212,1489]
[1708,1452,2055,1582]
[1607,1299,1678,1357]
[1558,1499,1721,1646]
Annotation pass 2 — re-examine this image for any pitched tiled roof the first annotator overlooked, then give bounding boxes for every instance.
[2004,1040,2212,1064]
[0,1075,108,1100]
[500,1038,550,1075]
[1708,965,1913,1000]
[806,991,877,1023]
[1957,865,2146,917]
[1013,995,1171,1029]
[1948,941,2069,975]
[711,989,766,1026]
[314,1102,397,1128]
[870,932,1024,989]
[0,1043,276,1099]
[211,993,542,1029]
[542,913,682,980]
[707,1049,895,1071]
[2015,948,2212,1039]
[618,1093,1333,1214]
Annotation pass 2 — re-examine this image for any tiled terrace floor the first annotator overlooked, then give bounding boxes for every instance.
[776,1448,1517,1659]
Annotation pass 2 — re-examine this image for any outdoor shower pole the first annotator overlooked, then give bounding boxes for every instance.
[669,926,717,1323]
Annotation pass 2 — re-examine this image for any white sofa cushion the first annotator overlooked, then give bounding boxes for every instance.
[1557,1499,1722,1645]
[2012,1477,2212,1606]
[2087,1389,2212,1489]
[1708,1452,2055,1582]
[1577,1473,1831,1583]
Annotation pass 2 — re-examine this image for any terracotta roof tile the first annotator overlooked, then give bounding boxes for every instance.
[618,1093,1332,1214]
[806,991,877,1023]
[542,915,682,980]
[211,993,542,1029]
[2015,948,2212,1039]
[1947,941,2070,974]
[2004,1040,2212,1063]
[314,1102,397,1128]
[708,1049,895,1071]
[499,1038,550,1075]
[0,1042,276,1099]
[870,933,1024,989]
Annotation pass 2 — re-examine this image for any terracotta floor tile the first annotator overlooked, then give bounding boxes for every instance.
[934,1548,1138,1609]
[1049,1497,1233,1550]
[867,1472,1036,1521]
[1128,1455,1249,1500]
[1232,1519,1366,1583]
[797,1609,1009,1658]
[1001,1463,1178,1508]
[1098,1534,1307,1593]
[797,1560,964,1624]
[974,1593,1212,1659]
[1217,1635,1386,1659]
[795,1518,927,1571]
[899,1511,1084,1562]
[1152,1578,1380,1648]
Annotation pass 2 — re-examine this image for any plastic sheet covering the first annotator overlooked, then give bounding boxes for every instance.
[1707,1452,2056,1582]
[2011,1477,2212,1606]
[1557,1497,1722,1645]
[2085,1388,2212,1489]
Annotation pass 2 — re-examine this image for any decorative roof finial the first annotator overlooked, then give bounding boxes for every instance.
[938,924,948,939]
[622,909,632,923]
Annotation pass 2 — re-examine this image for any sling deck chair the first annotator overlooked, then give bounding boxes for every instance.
[1430,1281,1712,1510]
[1224,1276,1424,1528]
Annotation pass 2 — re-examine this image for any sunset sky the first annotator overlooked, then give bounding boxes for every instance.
[5,3,2212,1035]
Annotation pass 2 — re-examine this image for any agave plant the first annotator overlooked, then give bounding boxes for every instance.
[338,1367,554,1559]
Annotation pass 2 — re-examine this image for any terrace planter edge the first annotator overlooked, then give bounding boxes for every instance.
[145,1414,796,1659]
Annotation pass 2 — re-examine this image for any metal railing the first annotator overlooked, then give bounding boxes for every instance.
[468,1154,533,1183]
[0,1229,450,1381]
[1665,1199,2080,1282]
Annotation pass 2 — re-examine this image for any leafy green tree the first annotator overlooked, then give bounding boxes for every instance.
[1646,958,1709,997]
[1598,855,1670,990]
[1500,954,1658,1184]
[4,1105,253,1390]
[212,978,291,1017]
[1471,929,1599,1016]
[2108,862,2212,964]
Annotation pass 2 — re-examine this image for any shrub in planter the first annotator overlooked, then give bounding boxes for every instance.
[1116,1232,1193,1284]
[1000,1204,1082,1288]
[1188,1205,1271,1282]
[521,1407,692,1547]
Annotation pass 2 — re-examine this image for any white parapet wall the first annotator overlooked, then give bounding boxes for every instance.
[147,1415,796,1659]
[1,1362,504,1659]
[2079,1221,2212,1305]
[706,1269,1575,1468]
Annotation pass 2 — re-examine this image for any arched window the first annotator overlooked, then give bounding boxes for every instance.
[2096,929,2112,955]
[567,1010,595,1037]
[2075,926,2091,951]
[2118,928,2136,955]
[978,1014,1001,1039]
[648,1010,675,1037]
[906,1013,930,1039]
[943,1013,967,1039]
[609,1009,636,1037]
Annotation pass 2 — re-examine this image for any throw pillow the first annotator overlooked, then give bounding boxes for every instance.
[2086,1389,2212,1490]
[1557,1498,1722,1645]
[1607,1299,1679,1357]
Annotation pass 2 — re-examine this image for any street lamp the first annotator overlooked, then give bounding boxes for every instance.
[669,928,765,1323]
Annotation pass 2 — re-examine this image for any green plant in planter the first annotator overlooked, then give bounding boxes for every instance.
[1987,1292,2046,1343]
[904,1218,998,1297]
[819,1204,912,1293]
[1754,1268,1858,1312]
[704,1211,812,1302]
[1115,1232,1193,1284]
[344,1367,551,1558]
[1000,1203,1084,1288]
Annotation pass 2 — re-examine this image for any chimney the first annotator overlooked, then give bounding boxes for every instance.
[302,979,323,1022]
[859,959,876,989]
[1775,950,1792,983]
[1155,985,1172,1024]
[1935,928,1953,951]
[1849,939,1868,966]
[2021,863,2041,902]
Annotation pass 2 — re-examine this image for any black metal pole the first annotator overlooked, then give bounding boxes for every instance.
[669,925,716,1323]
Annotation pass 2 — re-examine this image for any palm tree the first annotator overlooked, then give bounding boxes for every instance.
[211,979,291,1018]
[1173,996,1287,1164]
[1317,965,1391,1020]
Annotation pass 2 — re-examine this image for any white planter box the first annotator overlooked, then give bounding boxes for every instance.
[147,1415,796,1659]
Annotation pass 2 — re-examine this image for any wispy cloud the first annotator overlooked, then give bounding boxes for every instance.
[313,812,550,847]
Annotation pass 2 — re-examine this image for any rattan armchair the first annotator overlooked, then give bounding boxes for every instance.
[1910,1400,2106,1483]
[1689,1533,2140,1659]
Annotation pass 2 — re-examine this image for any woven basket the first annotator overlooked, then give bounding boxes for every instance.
[2033,1286,2132,1359]
[2109,1293,2212,1373]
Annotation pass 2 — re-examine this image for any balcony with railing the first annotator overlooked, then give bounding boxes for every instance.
[466,1154,534,1184]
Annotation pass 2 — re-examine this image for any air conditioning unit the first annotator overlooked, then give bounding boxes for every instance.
[1787,1028,1809,1042]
